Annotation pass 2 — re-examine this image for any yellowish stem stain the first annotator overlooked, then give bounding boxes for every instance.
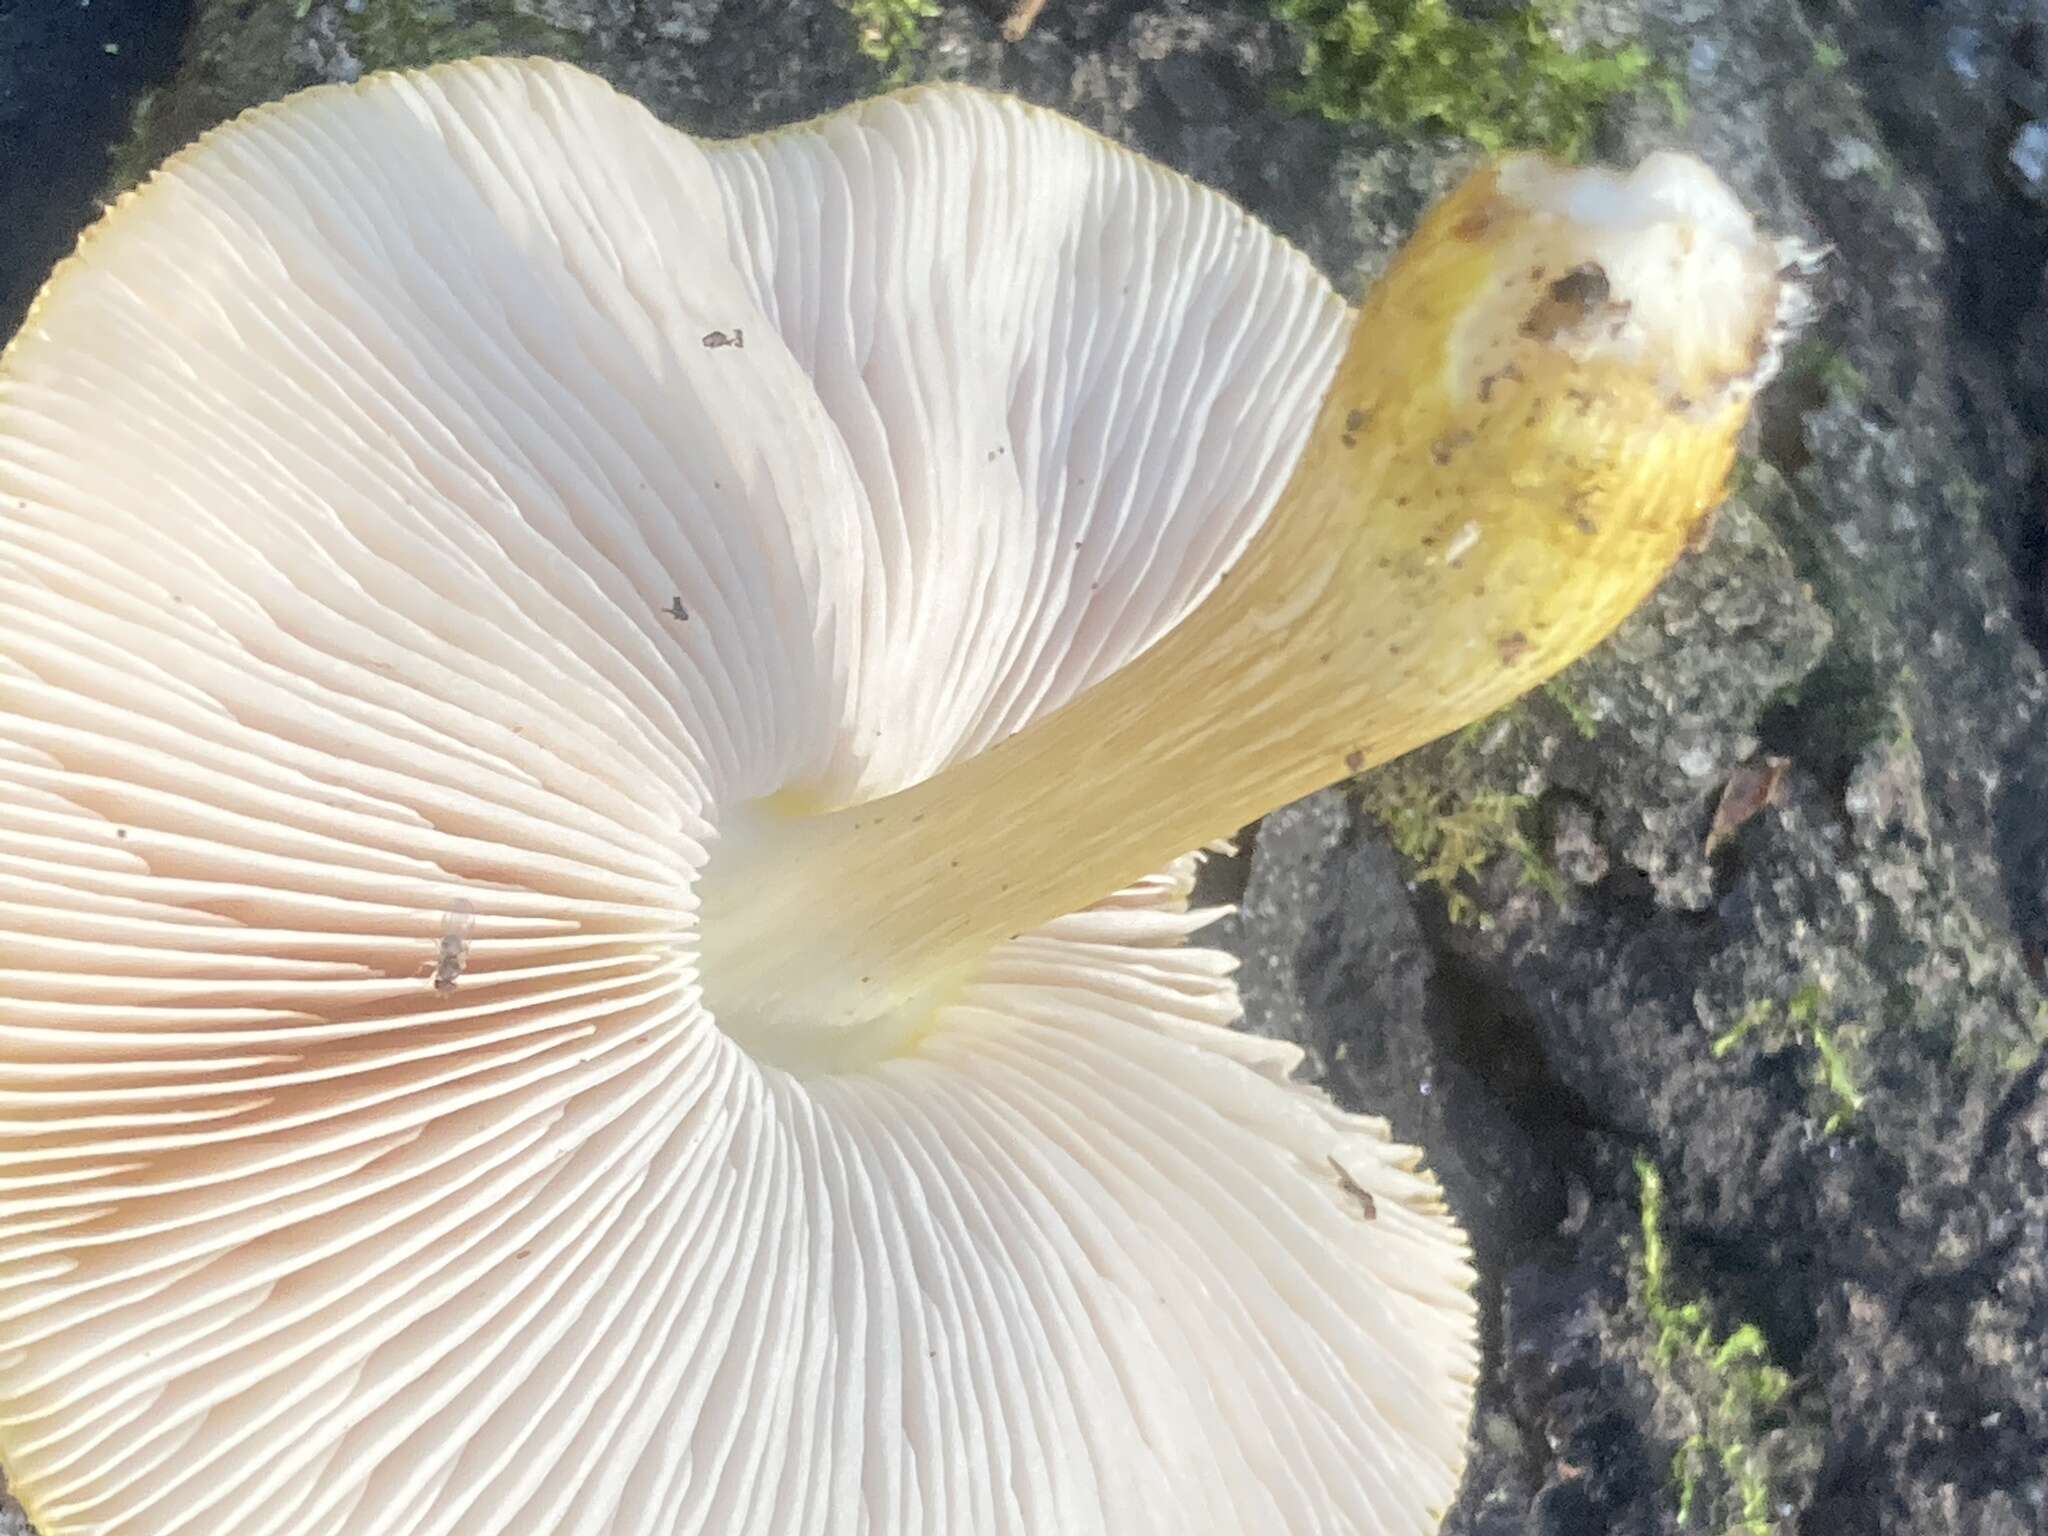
[700,156,1792,1069]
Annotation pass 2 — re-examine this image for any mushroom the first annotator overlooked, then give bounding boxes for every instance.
[0,59,1802,1536]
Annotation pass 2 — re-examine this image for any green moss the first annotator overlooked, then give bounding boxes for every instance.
[1710,979,1864,1134]
[1272,0,1671,158]
[846,0,940,83]
[1636,1157,1795,1534]
[1782,338,1868,405]
[1808,1026,1864,1133]
[1539,676,1601,740]
[344,0,580,74]
[104,89,166,197]
[1707,998,1774,1059]
[1352,713,1562,925]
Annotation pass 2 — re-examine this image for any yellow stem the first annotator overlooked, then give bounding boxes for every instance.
[699,154,1791,1072]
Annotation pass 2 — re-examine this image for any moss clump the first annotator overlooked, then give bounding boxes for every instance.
[1710,980,1865,1134]
[846,0,940,83]
[1352,713,1564,925]
[1273,0,1667,157]
[1636,1157,1796,1534]
[344,0,580,73]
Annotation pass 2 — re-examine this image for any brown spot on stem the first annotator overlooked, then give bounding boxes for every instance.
[702,328,744,350]
[1476,362,1523,403]
[1453,205,1497,241]
[1521,263,1612,343]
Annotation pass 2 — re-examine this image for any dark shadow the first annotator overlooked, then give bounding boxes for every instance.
[0,0,193,337]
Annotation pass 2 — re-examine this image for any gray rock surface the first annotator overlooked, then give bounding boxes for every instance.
[11,1,2048,1533]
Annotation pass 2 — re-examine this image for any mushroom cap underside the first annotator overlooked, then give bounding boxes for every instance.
[0,61,1476,1536]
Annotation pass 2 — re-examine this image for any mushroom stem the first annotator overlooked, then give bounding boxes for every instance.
[700,152,1806,1070]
